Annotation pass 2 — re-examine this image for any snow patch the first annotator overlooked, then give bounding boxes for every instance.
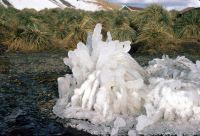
[0,0,8,7]
[7,0,58,10]
[63,0,102,11]
[3,0,104,11]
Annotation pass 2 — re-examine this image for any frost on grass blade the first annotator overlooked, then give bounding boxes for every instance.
[53,24,200,135]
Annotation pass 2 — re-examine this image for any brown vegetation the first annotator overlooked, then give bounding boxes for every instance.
[0,5,199,54]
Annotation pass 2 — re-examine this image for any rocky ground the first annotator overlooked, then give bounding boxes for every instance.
[0,52,93,136]
[0,51,199,136]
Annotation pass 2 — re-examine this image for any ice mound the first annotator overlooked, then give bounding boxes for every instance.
[53,24,147,122]
[137,56,200,131]
[53,24,200,134]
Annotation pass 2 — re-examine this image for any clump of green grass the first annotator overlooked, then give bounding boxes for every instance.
[133,4,172,30]
[8,25,52,52]
[111,26,137,42]
[63,16,96,50]
[136,22,175,54]
[0,5,199,54]
[174,9,200,41]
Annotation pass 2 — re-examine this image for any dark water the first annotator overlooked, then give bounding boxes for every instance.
[0,51,199,136]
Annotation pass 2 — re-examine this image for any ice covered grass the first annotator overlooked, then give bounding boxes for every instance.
[53,24,200,135]
[137,56,200,131]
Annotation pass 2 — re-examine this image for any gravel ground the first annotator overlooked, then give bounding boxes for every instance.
[0,51,199,136]
[0,52,93,136]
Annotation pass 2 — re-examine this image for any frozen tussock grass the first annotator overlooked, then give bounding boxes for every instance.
[53,23,147,123]
[137,56,200,131]
[53,24,200,134]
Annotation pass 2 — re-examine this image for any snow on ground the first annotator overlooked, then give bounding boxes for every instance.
[53,24,200,135]
[7,0,58,10]
[2,0,103,11]
[0,0,8,7]
[64,0,102,11]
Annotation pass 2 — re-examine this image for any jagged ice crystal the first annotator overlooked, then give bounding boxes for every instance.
[53,24,200,134]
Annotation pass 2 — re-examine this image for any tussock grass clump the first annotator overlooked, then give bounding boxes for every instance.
[111,26,137,42]
[7,25,52,52]
[136,22,175,54]
[0,5,199,54]
[133,4,172,30]
[174,9,200,41]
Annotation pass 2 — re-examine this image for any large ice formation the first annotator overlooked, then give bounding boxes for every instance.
[136,56,200,131]
[53,24,200,134]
